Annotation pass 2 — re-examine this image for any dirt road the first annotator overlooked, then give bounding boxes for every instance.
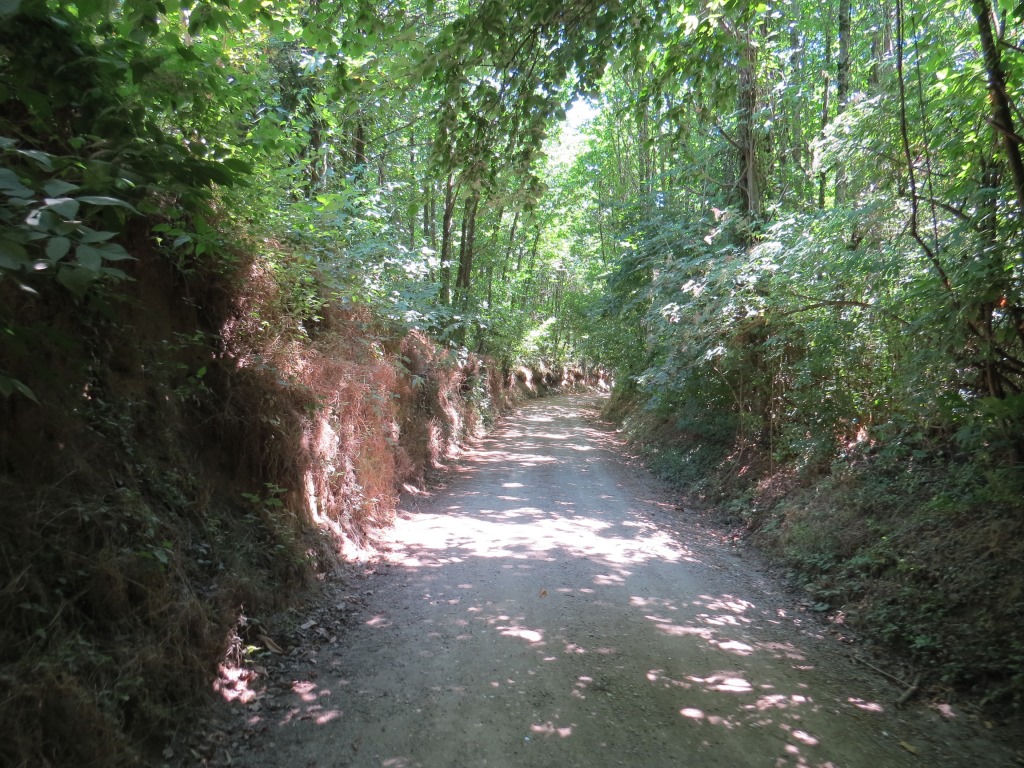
[190,395,1018,767]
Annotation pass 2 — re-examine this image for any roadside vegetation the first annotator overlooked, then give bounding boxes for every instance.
[587,0,1024,712]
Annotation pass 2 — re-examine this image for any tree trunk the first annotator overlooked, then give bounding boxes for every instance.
[455,189,480,309]
[789,25,804,169]
[439,174,456,306]
[518,229,541,310]
[307,116,324,194]
[818,22,833,209]
[971,0,1024,216]
[423,190,437,280]
[353,120,367,168]
[454,190,480,347]
[737,30,761,220]
[835,0,851,204]
[408,131,417,251]
[504,209,520,275]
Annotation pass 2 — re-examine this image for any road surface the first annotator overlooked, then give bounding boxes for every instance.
[188,395,1017,767]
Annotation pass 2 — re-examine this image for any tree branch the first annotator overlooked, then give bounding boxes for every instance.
[715,122,743,152]
[781,295,910,325]
[896,0,956,298]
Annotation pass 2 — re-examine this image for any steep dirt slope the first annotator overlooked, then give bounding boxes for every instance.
[184,395,1020,768]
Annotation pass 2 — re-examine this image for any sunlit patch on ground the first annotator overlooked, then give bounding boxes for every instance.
[381,758,420,768]
[645,616,715,640]
[630,595,674,608]
[848,697,884,712]
[262,679,342,726]
[758,642,807,662]
[780,724,821,746]
[678,707,738,728]
[498,625,545,644]
[530,720,574,737]
[386,504,690,568]
[714,639,755,655]
[689,673,754,693]
[213,663,260,704]
[646,668,694,689]
[747,693,812,711]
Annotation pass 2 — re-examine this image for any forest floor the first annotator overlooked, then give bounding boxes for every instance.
[175,395,1022,768]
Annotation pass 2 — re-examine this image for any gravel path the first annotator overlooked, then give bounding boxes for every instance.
[183,395,1019,768]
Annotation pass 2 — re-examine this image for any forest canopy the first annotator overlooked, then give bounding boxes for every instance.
[3,0,1023,412]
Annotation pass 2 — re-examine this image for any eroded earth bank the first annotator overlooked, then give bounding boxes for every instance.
[183,395,1019,768]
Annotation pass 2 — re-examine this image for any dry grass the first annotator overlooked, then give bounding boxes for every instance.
[0,487,227,768]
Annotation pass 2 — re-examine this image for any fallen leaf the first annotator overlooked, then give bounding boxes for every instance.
[899,741,919,755]
[258,634,283,654]
[538,589,548,598]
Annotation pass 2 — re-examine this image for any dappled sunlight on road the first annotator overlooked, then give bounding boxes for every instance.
[386,399,696,573]
[223,398,908,768]
[362,398,892,767]
[389,506,690,568]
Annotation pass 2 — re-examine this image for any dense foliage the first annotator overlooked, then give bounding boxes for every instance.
[569,0,1024,702]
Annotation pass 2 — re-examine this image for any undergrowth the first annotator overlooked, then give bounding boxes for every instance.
[611,393,1024,713]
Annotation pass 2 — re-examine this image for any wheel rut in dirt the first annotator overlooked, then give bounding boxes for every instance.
[191,395,1017,768]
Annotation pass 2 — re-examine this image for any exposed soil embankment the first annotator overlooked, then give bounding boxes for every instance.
[0,239,601,767]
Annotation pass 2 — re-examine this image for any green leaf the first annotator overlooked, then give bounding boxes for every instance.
[45,236,71,261]
[222,157,253,174]
[201,163,235,186]
[98,241,131,261]
[79,229,118,243]
[0,168,31,196]
[0,239,28,270]
[57,265,95,296]
[16,149,54,171]
[76,244,103,270]
[100,267,129,281]
[76,195,138,213]
[11,377,38,403]
[18,90,52,121]
[77,241,133,264]
[42,179,80,197]
[43,197,81,220]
